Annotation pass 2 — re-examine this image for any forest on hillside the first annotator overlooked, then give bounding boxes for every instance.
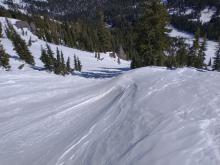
[1,0,220,72]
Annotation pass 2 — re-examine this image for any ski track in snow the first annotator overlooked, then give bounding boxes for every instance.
[0,17,220,165]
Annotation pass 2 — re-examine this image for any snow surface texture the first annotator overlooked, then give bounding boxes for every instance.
[1,67,220,165]
[1,17,220,165]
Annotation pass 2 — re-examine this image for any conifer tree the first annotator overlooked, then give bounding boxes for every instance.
[73,55,82,72]
[176,38,189,67]
[40,47,50,69]
[96,11,112,52]
[22,28,25,36]
[165,56,177,69]
[213,39,220,71]
[117,57,121,65]
[188,28,200,67]
[97,52,101,60]
[6,23,35,65]
[0,42,10,70]
[60,51,67,75]
[46,44,55,71]
[66,57,72,73]
[77,57,82,72]
[0,22,2,38]
[166,38,178,68]
[28,36,32,47]
[54,48,62,74]
[74,55,78,70]
[197,34,207,68]
[132,0,169,68]
[208,58,212,67]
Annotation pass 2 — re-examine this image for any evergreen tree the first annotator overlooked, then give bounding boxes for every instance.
[176,38,189,67]
[96,11,112,52]
[197,34,207,68]
[188,28,200,67]
[0,22,2,38]
[28,36,32,46]
[117,57,121,65]
[41,46,70,75]
[166,38,178,68]
[213,39,220,71]
[208,58,212,67]
[54,47,62,74]
[66,57,72,73]
[132,0,169,68]
[40,47,50,70]
[74,55,78,70]
[6,22,35,65]
[46,44,55,71]
[22,28,25,36]
[97,52,101,60]
[77,57,82,72]
[73,55,82,72]
[0,42,10,70]
[165,55,177,69]
[60,51,67,75]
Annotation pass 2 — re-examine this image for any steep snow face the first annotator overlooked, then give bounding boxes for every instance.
[1,67,220,165]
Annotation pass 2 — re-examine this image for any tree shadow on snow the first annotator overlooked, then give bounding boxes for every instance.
[79,67,130,79]
[31,65,46,71]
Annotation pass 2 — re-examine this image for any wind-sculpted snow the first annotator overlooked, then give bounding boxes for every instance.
[1,67,220,165]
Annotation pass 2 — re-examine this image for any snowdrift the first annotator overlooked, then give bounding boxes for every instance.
[1,67,220,165]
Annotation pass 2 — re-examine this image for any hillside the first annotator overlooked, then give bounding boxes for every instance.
[0,0,143,20]
[167,0,220,40]
[1,2,220,165]
[0,17,130,76]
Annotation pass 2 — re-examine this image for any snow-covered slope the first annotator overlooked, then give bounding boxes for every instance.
[0,0,48,12]
[168,6,217,24]
[1,67,220,165]
[169,26,218,64]
[1,16,220,165]
[200,7,217,24]
[0,17,130,77]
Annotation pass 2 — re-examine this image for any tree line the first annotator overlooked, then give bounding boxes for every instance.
[1,0,220,74]
[131,0,220,72]
[40,44,82,76]
[0,22,10,70]
[5,19,35,65]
